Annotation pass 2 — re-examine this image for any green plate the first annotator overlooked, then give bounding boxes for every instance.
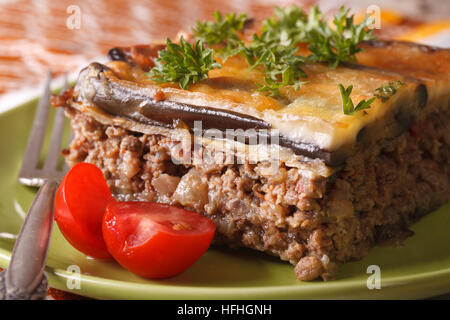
[0,96,449,300]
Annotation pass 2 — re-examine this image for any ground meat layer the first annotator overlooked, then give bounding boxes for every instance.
[64,107,450,281]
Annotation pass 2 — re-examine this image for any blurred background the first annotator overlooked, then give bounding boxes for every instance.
[0,0,448,103]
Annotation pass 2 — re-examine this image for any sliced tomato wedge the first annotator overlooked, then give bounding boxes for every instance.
[102,201,216,279]
[54,162,113,258]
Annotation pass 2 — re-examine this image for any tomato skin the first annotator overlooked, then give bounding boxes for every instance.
[54,162,113,259]
[102,202,216,279]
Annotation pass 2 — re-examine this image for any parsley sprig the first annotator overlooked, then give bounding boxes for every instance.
[374,80,405,102]
[261,6,308,46]
[262,6,375,68]
[339,80,405,115]
[149,37,221,90]
[338,84,375,115]
[242,34,307,96]
[238,5,374,94]
[305,7,374,68]
[192,11,247,59]
[192,10,309,96]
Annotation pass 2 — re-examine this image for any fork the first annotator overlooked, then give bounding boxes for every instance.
[0,71,70,300]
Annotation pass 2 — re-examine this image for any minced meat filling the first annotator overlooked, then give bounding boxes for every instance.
[63,107,450,281]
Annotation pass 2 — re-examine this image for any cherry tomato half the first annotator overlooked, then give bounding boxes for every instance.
[102,201,216,279]
[54,162,113,258]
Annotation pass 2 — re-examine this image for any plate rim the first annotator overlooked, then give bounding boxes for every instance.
[1,246,450,299]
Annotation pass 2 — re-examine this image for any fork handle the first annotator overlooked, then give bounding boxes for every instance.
[5,180,58,299]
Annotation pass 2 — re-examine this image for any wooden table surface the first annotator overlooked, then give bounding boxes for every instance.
[1,0,448,97]
[0,0,448,300]
[0,0,311,95]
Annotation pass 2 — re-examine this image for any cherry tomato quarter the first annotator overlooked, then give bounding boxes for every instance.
[102,201,216,279]
[54,162,113,258]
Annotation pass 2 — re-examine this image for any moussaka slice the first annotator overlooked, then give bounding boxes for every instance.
[55,40,450,281]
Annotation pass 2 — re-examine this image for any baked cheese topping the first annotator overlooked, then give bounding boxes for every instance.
[103,51,426,153]
[73,40,449,166]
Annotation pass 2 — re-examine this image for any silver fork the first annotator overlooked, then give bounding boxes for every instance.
[0,71,70,300]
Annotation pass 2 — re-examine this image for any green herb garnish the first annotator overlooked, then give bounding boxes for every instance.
[374,80,405,102]
[250,5,374,95]
[338,84,375,115]
[192,10,247,59]
[149,36,221,90]
[261,6,308,46]
[152,6,375,96]
[236,33,306,96]
[261,6,374,68]
[305,7,375,68]
[193,14,309,96]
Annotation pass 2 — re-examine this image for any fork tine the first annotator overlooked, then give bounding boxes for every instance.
[68,127,74,143]
[43,73,68,171]
[63,127,74,174]
[18,70,52,179]
[43,109,65,170]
